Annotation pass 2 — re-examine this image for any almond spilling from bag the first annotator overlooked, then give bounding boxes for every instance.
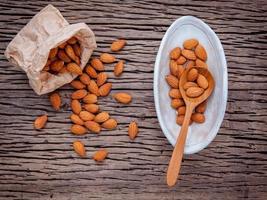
[71,80,86,89]
[73,141,86,157]
[87,80,99,96]
[79,111,95,121]
[67,62,83,75]
[85,65,98,78]
[71,124,87,135]
[50,60,64,72]
[100,53,116,63]
[99,83,112,97]
[93,149,108,161]
[113,93,132,104]
[94,112,110,123]
[128,121,139,140]
[114,60,124,77]
[58,49,71,63]
[111,39,126,52]
[84,121,101,133]
[96,72,108,86]
[83,94,98,104]
[90,58,105,71]
[71,89,87,99]
[71,100,82,114]
[102,118,117,130]
[84,104,99,113]
[34,115,48,129]
[48,47,58,59]
[49,92,61,111]
[79,73,91,85]
[70,114,84,125]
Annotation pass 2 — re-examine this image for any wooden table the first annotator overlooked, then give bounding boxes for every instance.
[0,1,266,199]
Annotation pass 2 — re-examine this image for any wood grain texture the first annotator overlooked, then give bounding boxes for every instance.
[0,0,267,199]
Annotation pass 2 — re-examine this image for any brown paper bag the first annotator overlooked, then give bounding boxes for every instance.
[5,4,97,95]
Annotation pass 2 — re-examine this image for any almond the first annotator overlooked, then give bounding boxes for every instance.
[94,112,110,123]
[87,80,99,96]
[191,113,205,123]
[114,93,132,104]
[195,44,207,61]
[100,53,116,63]
[79,73,91,85]
[84,121,101,133]
[196,100,207,113]
[85,65,98,78]
[99,83,112,97]
[79,111,95,121]
[169,60,178,76]
[59,67,68,74]
[111,39,126,52]
[182,49,196,60]
[65,45,78,62]
[42,65,50,71]
[71,124,87,135]
[169,89,182,99]
[58,42,67,49]
[170,47,181,60]
[183,82,198,90]
[73,43,81,57]
[71,100,82,114]
[34,115,48,129]
[165,75,179,89]
[171,98,184,109]
[197,74,209,89]
[177,65,185,79]
[186,61,196,69]
[67,62,83,75]
[176,115,184,125]
[93,149,108,161]
[83,94,98,104]
[176,56,186,65]
[48,47,58,59]
[90,58,105,71]
[84,104,99,113]
[183,39,199,49]
[102,118,117,130]
[71,89,87,99]
[114,60,124,77]
[49,92,61,111]
[97,72,108,86]
[50,60,64,72]
[128,121,138,140]
[195,59,208,68]
[67,37,77,45]
[73,141,86,157]
[57,49,71,63]
[70,114,84,125]
[177,106,186,115]
[187,68,198,81]
[70,80,86,89]
[186,87,204,98]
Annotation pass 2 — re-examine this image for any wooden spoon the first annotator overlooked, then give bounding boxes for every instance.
[166,67,215,187]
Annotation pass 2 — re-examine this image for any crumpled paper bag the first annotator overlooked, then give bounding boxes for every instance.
[5,4,97,95]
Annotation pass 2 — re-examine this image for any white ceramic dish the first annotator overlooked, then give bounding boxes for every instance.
[154,16,227,154]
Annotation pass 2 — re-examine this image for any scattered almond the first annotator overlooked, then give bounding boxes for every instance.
[85,65,98,78]
[90,58,105,71]
[87,80,99,96]
[49,92,61,111]
[84,121,101,133]
[71,89,87,99]
[102,119,117,130]
[100,53,116,63]
[84,104,99,113]
[83,94,98,104]
[79,73,91,85]
[99,83,112,97]
[71,124,87,135]
[128,121,139,140]
[79,111,95,121]
[34,115,48,129]
[71,100,82,114]
[114,93,132,104]
[67,62,83,75]
[70,114,84,125]
[70,80,86,89]
[94,112,110,123]
[96,72,108,86]
[114,60,124,77]
[93,149,108,161]
[111,39,126,52]
[73,140,86,157]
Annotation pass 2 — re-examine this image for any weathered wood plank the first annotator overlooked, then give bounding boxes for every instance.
[0,0,267,199]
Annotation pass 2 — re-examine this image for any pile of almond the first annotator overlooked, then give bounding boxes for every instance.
[166,39,208,125]
[34,38,140,160]
[42,37,82,75]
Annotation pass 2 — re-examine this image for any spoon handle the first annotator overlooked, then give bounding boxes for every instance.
[167,104,194,187]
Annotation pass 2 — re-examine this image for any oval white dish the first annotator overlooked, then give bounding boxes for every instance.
[153,16,228,154]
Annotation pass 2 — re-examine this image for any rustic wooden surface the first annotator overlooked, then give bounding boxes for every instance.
[0,0,267,199]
